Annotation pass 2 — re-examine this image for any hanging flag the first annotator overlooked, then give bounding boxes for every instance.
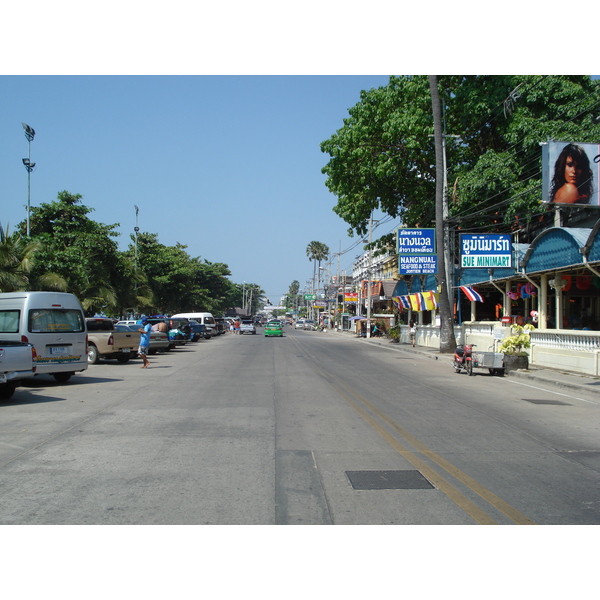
[391,296,401,309]
[423,290,439,310]
[409,294,421,311]
[460,286,484,302]
[400,295,411,309]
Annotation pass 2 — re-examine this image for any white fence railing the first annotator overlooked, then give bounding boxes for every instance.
[530,330,600,353]
[398,322,600,376]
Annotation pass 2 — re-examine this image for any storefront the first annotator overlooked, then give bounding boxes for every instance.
[454,221,600,331]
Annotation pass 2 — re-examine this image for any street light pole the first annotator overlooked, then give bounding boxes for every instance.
[133,205,140,316]
[134,205,140,271]
[21,123,36,236]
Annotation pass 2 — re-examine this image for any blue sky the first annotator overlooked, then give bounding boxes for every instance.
[1,4,594,306]
[0,75,393,304]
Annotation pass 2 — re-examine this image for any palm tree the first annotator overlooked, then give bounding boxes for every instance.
[306,241,329,293]
[0,223,67,292]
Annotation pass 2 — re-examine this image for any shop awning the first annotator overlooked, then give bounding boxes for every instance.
[522,227,591,274]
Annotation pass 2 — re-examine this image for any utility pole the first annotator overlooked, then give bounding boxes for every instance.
[366,214,373,338]
[429,75,457,352]
[335,242,341,329]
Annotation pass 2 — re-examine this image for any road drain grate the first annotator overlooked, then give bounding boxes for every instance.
[523,399,571,406]
[346,470,434,490]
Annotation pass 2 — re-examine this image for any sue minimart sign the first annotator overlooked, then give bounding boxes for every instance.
[396,228,438,275]
[460,234,512,268]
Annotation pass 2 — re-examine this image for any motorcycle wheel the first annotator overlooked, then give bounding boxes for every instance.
[466,360,473,376]
[453,360,462,373]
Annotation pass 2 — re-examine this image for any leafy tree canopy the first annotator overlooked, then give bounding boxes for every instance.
[321,75,600,240]
[20,191,122,314]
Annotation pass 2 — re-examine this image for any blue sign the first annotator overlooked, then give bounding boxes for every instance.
[397,228,436,255]
[399,254,438,275]
[460,234,512,268]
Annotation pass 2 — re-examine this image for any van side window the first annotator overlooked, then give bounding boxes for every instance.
[29,309,85,333]
[0,310,20,333]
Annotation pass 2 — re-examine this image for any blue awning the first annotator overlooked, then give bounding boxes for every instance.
[522,227,591,274]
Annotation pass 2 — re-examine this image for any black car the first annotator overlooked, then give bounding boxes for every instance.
[188,319,208,341]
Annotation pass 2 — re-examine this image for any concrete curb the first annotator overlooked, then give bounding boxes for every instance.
[328,328,599,396]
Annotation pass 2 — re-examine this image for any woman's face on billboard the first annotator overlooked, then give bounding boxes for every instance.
[564,155,583,185]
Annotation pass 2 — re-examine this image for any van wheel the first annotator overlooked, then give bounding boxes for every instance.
[204,334,211,340]
[53,372,73,383]
[87,345,99,364]
[116,355,130,363]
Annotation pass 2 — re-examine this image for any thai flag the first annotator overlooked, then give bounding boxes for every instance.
[415,293,426,311]
[460,286,484,302]
[400,296,411,309]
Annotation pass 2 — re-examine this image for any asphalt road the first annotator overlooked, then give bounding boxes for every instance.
[1,327,599,525]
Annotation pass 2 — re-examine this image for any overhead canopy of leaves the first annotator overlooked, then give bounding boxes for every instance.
[321,75,600,240]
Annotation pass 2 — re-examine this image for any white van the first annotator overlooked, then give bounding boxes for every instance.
[171,312,217,338]
[0,292,88,382]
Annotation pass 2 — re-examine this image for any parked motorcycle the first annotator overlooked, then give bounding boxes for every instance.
[454,344,505,376]
[453,344,475,376]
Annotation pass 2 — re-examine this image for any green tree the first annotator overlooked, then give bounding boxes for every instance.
[306,241,329,294]
[284,279,300,311]
[321,76,436,236]
[321,75,600,237]
[21,191,122,315]
[0,223,36,291]
[0,224,66,291]
[135,232,236,315]
[447,75,600,233]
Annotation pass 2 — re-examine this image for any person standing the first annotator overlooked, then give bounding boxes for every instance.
[137,318,152,368]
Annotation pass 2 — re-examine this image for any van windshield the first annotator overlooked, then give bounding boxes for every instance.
[29,309,85,333]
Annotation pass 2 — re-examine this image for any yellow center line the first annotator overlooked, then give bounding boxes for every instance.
[291,336,535,525]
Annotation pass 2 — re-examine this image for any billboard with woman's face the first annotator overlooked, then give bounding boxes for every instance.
[542,141,600,206]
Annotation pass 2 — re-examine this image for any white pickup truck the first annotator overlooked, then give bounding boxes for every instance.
[0,340,37,400]
[85,318,137,364]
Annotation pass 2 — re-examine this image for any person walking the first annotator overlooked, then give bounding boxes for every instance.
[137,318,152,368]
[409,321,417,347]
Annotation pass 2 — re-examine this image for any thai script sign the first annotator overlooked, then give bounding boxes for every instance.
[460,234,512,268]
[396,228,436,254]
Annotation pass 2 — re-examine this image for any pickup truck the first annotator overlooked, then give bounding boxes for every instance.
[0,340,37,400]
[85,318,137,364]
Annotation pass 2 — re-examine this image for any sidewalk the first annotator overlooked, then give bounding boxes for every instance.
[331,329,600,397]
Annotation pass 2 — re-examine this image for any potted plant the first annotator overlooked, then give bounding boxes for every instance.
[387,325,400,343]
[498,323,535,370]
